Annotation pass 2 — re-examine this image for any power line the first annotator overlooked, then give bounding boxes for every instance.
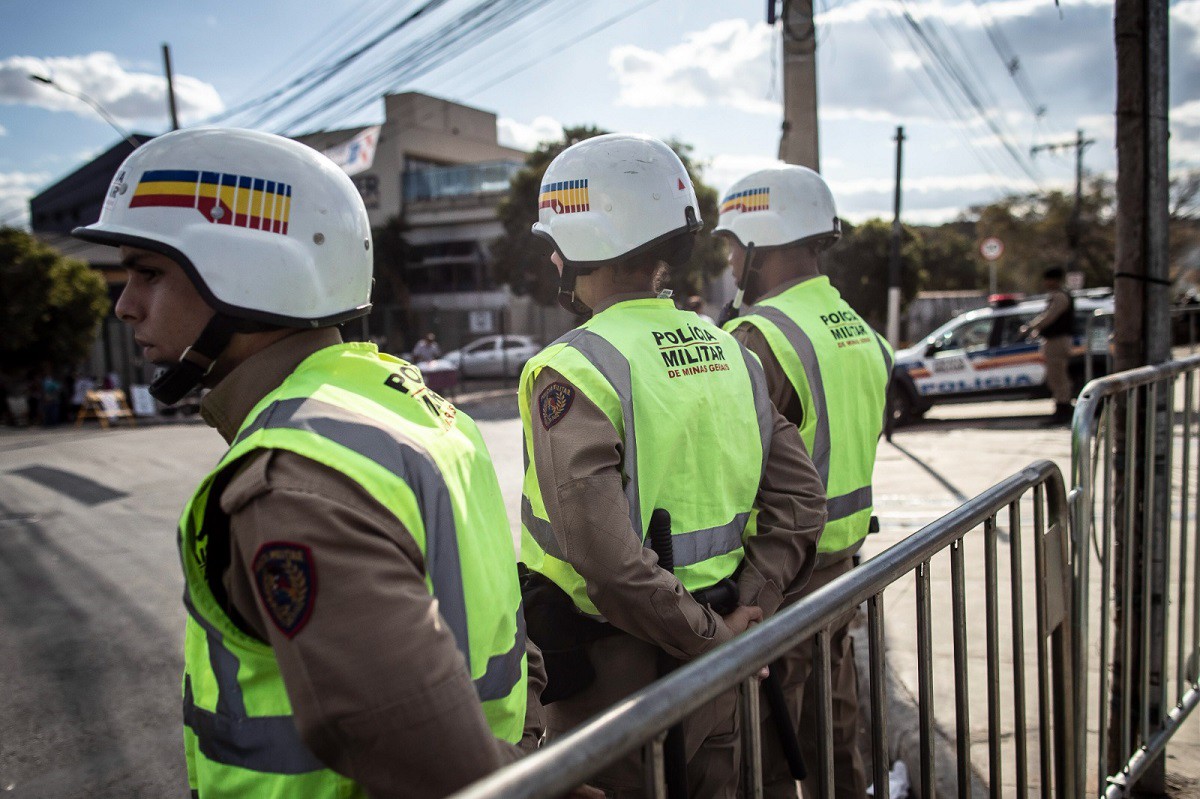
[892,1,1042,184]
[458,0,666,98]
[967,0,1047,121]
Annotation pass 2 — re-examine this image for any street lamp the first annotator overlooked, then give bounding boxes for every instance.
[28,74,141,150]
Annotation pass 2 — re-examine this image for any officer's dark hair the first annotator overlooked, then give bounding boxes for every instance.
[618,238,679,293]
[1044,266,1065,281]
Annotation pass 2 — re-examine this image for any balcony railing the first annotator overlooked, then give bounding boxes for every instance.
[403,160,521,203]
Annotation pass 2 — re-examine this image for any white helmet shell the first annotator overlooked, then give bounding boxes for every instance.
[73,127,372,327]
[531,133,701,266]
[714,164,840,249]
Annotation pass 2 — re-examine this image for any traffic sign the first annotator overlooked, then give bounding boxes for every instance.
[980,237,1004,261]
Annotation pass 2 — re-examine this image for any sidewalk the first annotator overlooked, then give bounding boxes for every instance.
[867,399,1200,797]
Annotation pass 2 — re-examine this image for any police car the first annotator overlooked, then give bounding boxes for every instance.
[889,292,1114,425]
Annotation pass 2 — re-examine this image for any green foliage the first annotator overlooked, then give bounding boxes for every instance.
[0,227,110,375]
[490,126,725,304]
[966,177,1116,290]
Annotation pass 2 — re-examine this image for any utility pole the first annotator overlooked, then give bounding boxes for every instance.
[162,43,180,131]
[775,0,820,170]
[1030,129,1095,275]
[1110,0,1171,792]
[886,126,905,348]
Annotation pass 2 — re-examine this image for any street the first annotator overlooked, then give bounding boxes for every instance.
[0,393,1195,797]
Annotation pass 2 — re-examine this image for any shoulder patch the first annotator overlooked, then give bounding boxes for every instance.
[252,541,317,639]
[539,382,575,430]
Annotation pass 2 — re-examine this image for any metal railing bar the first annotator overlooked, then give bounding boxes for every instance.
[867,594,889,799]
[1183,374,1195,704]
[916,560,936,799]
[644,733,666,799]
[1033,483,1053,797]
[984,515,1003,799]
[1104,685,1200,799]
[951,537,972,799]
[1097,400,1114,798]
[1162,378,1175,724]
[1141,382,1158,744]
[816,629,835,799]
[1194,373,1200,688]
[1121,386,1138,761]
[449,461,1066,799]
[1009,500,1030,799]
[739,676,763,799]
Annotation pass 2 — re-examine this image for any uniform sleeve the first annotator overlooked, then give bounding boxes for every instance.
[729,325,827,615]
[527,366,734,661]
[738,407,826,615]
[1030,291,1070,333]
[221,451,520,799]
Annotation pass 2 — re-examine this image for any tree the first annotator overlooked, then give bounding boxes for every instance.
[0,228,110,376]
[964,177,1116,291]
[491,126,725,304]
[822,219,923,330]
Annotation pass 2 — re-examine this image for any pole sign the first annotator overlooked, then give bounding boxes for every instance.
[980,237,1004,261]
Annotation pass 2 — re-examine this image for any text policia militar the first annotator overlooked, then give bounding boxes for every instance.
[653,324,732,378]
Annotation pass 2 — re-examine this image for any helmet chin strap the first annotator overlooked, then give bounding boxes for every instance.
[556,260,593,317]
[717,242,758,326]
[148,314,240,405]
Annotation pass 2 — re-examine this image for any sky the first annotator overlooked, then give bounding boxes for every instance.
[2,0,1199,233]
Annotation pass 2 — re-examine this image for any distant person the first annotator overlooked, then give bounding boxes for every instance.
[42,372,62,426]
[1022,266,1074,425]
[103,371,121,391]
[413,332,442,363]
[71,374,97,420]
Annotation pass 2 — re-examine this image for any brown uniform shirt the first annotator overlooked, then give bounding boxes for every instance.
[528,295,826,661]
[199,329,543,799]
[1029,289,1071,336]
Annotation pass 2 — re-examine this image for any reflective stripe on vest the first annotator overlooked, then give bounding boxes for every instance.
[232,395,525,702]
[182,592,325,775]
[521,329,774,568]
[749,305,872,522]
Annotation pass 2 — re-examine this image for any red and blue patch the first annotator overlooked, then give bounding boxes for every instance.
[539,382,575,430]
[252,541,317,639]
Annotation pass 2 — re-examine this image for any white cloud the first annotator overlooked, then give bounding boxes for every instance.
[0,52,223,126]
[0,123,6,136]
[704,153,787,194]
[497,115,564,151]
[833,173,1039,196]
[0,171,50,228]
[609,19,779,115]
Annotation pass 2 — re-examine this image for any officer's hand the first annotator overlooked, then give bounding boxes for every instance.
[721,604,763,635]
[564,785,606,799]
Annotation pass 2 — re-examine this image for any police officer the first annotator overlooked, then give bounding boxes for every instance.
[518,134,827,797]
[716,165,893,799]
[1021,266,1075,424]
[73,128,539,798]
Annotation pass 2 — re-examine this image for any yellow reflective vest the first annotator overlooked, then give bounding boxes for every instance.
[180,343,526,797]
[519,298,775,616]
[726,277,892,561]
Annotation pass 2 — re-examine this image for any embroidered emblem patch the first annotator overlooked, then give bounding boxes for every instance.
[539,382,575,430]
[253,542,317,639]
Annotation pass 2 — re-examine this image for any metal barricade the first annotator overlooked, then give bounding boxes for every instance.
[1070,355,1200,797]
[452,460,1076,799]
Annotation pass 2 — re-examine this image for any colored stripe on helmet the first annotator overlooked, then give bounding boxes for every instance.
[538,178,590,214]
[130,169,292,235]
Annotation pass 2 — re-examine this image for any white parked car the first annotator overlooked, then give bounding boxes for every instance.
[442,335,542,378]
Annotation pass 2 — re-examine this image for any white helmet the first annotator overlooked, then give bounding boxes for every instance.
[714,164,840,250]
[73,126,372,328]
[532,133,701,268]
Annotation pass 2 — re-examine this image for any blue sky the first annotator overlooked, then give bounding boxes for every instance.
[3,0,1199,231]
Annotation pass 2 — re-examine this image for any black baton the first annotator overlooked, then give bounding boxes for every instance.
[647,508,689,799]
[762,662,807,780]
